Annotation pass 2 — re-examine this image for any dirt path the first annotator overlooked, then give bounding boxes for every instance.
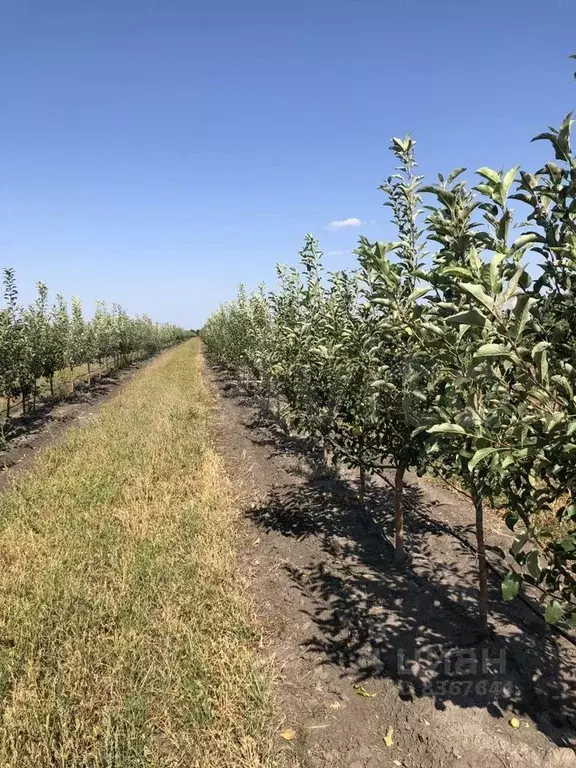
[208,365,576,768]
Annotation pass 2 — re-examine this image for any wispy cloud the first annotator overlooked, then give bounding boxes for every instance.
[326,217,362,230]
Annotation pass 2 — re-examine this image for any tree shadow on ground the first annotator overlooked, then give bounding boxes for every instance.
[208,371,576,749]
[0,367,128,460]
[248,474,576,748]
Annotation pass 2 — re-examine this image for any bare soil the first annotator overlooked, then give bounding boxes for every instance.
[207,365,576,768]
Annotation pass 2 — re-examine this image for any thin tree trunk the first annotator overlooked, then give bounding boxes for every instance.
[21,394,26,416]
[70,365,75,393]
[87,361,91,382]
[49,375,54,397]
[32,386,37,413]
[394,463,407,563]
[358,435,366,507]
[6,396,10,419]
[471,483,489,638]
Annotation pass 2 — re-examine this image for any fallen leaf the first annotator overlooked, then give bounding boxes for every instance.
[328,701,341,710]
[280,728,297,741]
[509,717,520,729]
[384,725,394,747]
[353,685,376,698]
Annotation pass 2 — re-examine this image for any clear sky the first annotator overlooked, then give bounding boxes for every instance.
[1,0,575,328]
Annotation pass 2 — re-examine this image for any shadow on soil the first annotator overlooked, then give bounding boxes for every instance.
[0,369,129,465]
[213,367,576,749]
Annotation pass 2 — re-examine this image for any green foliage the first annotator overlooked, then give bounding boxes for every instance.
[202,74,576,633]
[0,272,189,414]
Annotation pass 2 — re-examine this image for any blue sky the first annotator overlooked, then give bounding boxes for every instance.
[1,0,575,328]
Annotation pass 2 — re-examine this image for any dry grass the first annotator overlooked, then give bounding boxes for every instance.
[0,340,275,767]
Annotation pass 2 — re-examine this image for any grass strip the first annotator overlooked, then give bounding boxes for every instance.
[0,339,273,767]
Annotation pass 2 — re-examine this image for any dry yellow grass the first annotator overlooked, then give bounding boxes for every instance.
[0,339,275,767]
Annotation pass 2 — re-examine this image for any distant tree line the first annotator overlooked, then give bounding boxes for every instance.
[0,268,189,418]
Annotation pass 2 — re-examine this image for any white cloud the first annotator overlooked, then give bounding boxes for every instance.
[326,217,362,230]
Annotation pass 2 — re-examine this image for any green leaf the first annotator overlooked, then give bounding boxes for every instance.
[489,252,506,293]
[427,423,467,435]
[476,167,500,184]
[511,233,541,252]
[544,600,564,625]
[458,283,496,314]
[474,343,512,359]
[422,322,444,335]
[468,447,498,471]
[531,341,551,357]
[511,530,530,557]
[501,264,526,304]
[532,342,550,384]
[475,183,496,198]
[551,375,574,399]
[505,510,520,531]
[525,550,543,581]
[544,411,564,433]
[408,287,431,302]
[501,572,521,601]
[439,266,474,280]
[447,167,466,184]
[445,308,486,327]
[501,166,519,197]
[511,295,536,339]
[486,544,506,559]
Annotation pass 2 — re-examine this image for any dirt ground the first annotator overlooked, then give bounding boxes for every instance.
[207,365,576,768]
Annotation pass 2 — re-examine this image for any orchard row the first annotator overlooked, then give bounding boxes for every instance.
[203,114,576,635]
[0,269,189,417]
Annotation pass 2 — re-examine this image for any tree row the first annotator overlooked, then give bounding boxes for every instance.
[0,269,189,418]
[203,110,576,636]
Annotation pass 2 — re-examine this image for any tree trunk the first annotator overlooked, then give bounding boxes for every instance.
[87,361,91,382]
[70,365,75,393]
[49,375,54,397]
[32,386,37,413]
[323,442,330,471]
[394,463,407,564]
[6,397,10,419]
[355,433,365,506]
[471,483,489,638]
